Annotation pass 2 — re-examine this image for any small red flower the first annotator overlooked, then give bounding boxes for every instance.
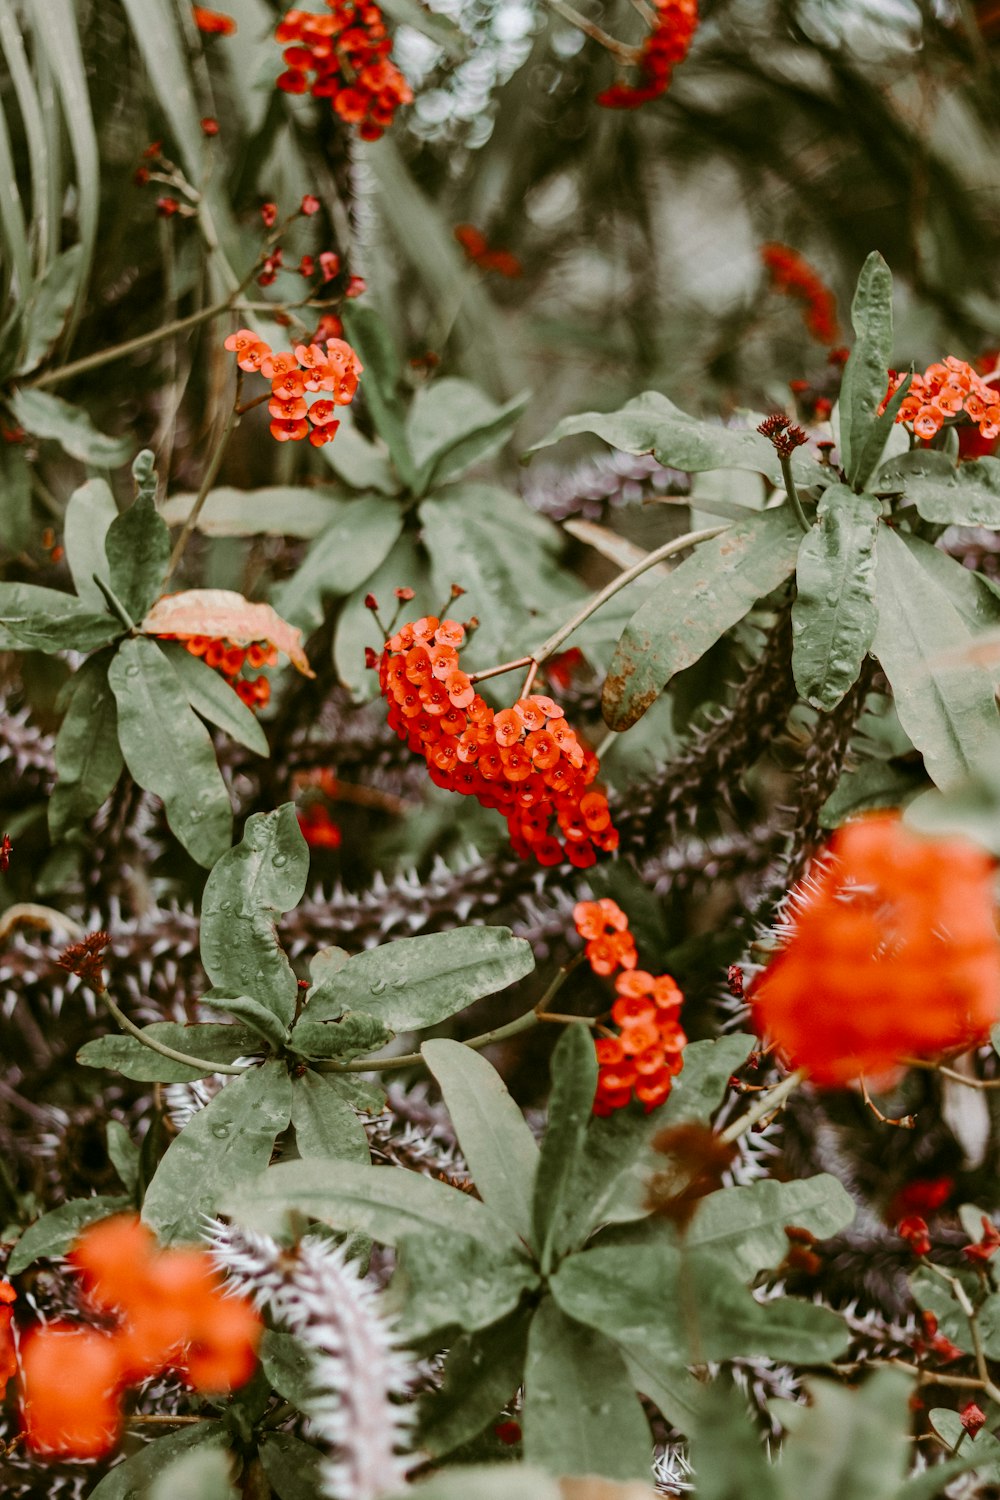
[192,6,236,35]
[200,116,220,135]
[301,193,321,215]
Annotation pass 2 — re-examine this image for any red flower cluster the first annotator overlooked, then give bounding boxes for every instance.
[888,356,1000,444]
[224,329,362,447]
[192,5,236,34]
[751,814,1000,1088]
[453,225,523,279]
[19,1216,261,1459]
[596,0,698,109]
[160,632,277,711]
[379,617,618,869]
[574,899,687,1115]
[761,244,840,344]
[275,2,413,141]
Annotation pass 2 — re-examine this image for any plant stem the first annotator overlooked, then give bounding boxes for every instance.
[780,454,811,534]
[717,1067,807,1145]
[542,0,640,60]
[28,298,237,390]
[164,375,242,583]
[92,575,136,632]
[469,655,534,685]
[98,987,251,1077]
[315,955,584,1075]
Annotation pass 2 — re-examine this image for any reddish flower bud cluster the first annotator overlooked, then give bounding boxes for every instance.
[573,899,686,1116]
[897,1214,932,1256]
[963,1215,1000,1265]
[757,412,808,458]
[56,929,111,990]
[19,1216,261,1459]
[453,224,523,279]
[275,2,413,141]
[760,244,840,345]
[888,356,1000,444]
[596,0,698,109]
[154,631,276,711]
[751,814,1000,1088]
[224,329,362,447]
[962,1402,987,1437]
[379,617,618,869]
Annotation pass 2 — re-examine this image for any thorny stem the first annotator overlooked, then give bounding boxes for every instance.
[542,0,641,60]
[316,954,586,1075]
[905,1056,1000,1090]
[164,373,243,583]
[716,1067,807,1145]
[859,1074,916,1128]
[780,453,811,534]
[99,986,251,1077]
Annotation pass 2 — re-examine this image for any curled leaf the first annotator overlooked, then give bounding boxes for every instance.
[141,589,314,676]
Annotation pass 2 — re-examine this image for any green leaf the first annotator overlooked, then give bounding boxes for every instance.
[528,391,818,488]
[142,1061,293,1242]
[872,527,1000,789]
[161,486,348,539]
[877,449,1000,528]
[690,1378,781,1500]
[532,1025,598,1273]
[392,1230,539,1340]
[88,1425,230,1500]
[657,1033,756,1127]
[290,1070,371,1162]
[602,507,802,731]
[300,927,534,1031]
[222,1157,520,1249]
[7,1194,131,1275]
[686,1175,856,1279]
[321,407,400,495]
[839,252,895,490]
[333,531,434,700]
[158,641,269,757]
[117,0,211,196]
[422,1039,538,1244]
[621,1350,704,1433]
[523,1298,651,1480]
[16,244,83,373]
[0,581,119,652]
[200,992,290,1050]
[551,1245,849,1368]
[792,486,881,710]
[149,1446,237,1500]
[108,637,233,867]
[0,440,32,554]
[106,1120,140,1197]
[778,1371,910,1500]
[408,379,531,495]
[64,477,118,608]
[272,495,403,632]
[259,1433,327,1500]
[895,1439,1000,1500]
[341,302,417,489]
[419,1307,533,1459]
[290,1011,393,1062]
[419,485,580,667]
[77,1023,261,1082]
[9,386,132,466]
[49,650,123,839]
[199,805,308,1029]
[259,1331,317,1409]
[105,490,171,622]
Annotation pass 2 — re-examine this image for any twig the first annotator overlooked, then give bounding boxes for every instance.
[859,1074,916,1128]
[164,374,243,583]
[716,1067,807,1145]
[541,0,641,60]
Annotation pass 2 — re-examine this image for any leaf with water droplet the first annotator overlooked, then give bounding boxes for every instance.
[791,484,881,711]
[142,1060,292,1243]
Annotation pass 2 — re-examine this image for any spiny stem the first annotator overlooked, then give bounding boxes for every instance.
[780,453,811,534]
[717,1067,807,1144]
[164,374,242,583]
[99,987,251,1077]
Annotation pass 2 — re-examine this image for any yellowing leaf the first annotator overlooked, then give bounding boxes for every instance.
[141,589,314,677]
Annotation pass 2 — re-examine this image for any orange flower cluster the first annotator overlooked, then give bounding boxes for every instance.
[453,225,523,279]
[378,617,618,869]
[761,244,840,344]
[20,1216,261,1459]
[275,2,413,141]
[596,0,698,109]
[889,356,1000,444]
[225,329,362,447]
[574,899,686,1115]
[192,5,236,34]
[158,632,277,711]
[751,814,1000,1087]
